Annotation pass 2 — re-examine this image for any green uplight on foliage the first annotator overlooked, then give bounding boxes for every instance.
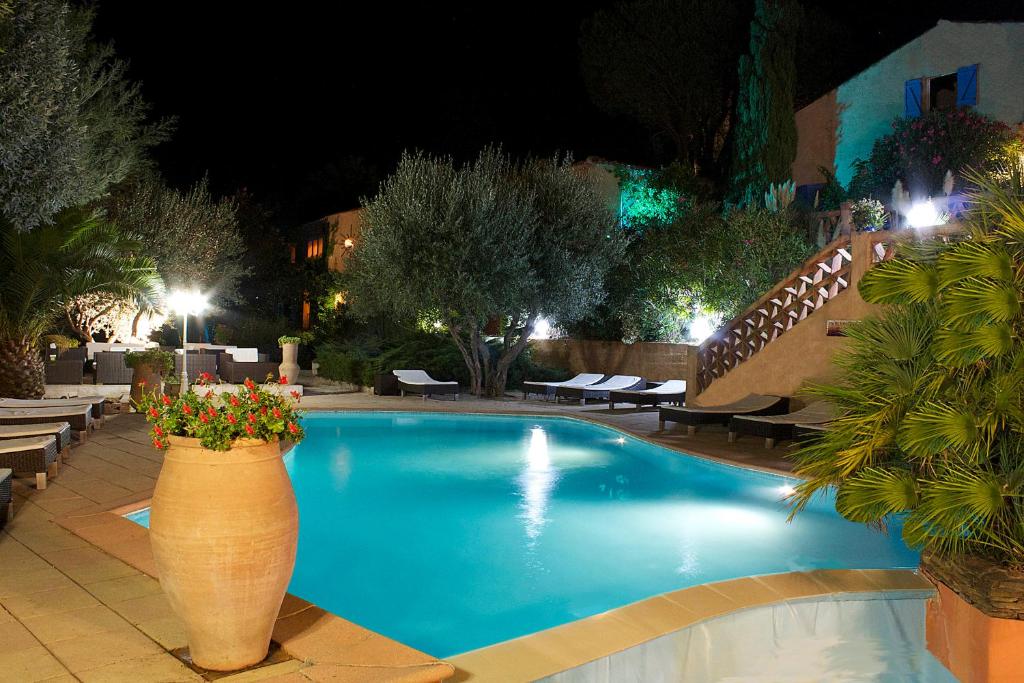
[617,168,682,228]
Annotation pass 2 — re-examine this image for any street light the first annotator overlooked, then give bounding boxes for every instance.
[167,290,209,394]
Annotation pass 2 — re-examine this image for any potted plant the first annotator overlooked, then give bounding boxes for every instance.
[787,172,1024,681]
[137,376,305,671]
[849,197,886,232]
[277,335,301,385]
[124,349,173,404]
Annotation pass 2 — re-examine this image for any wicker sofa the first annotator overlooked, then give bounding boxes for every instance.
[174,352,220,382]
[217,352,279,384]
[44,358,85,384]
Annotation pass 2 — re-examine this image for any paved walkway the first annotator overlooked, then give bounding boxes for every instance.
[0,393,797,682]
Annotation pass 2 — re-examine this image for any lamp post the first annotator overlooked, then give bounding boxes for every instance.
[167,290,209,395]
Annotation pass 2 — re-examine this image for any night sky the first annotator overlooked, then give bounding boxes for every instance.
[91,0,1024,226]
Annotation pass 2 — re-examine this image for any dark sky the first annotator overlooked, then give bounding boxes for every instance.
[91,0,1024,225]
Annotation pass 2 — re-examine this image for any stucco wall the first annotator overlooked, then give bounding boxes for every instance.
[530,339,690,382]
[791,89,839,187]
[794,21,1024,188]
[691,232,881,408]
[324,208,362,272]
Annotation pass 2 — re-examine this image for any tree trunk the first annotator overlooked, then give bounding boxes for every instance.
[487,314,536,398]
[448,324,482,396]
[0,337,45,399]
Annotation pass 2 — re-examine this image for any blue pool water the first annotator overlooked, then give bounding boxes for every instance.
[130,412,918,657]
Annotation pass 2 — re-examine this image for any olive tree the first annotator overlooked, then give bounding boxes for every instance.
[348,149,624,397]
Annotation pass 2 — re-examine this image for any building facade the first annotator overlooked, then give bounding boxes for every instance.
[792,21,1024,192]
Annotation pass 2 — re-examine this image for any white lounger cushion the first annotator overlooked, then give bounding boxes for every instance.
[0,398,102,409]
[632,380,686,394]
[393,369,458,386]
[0,436,55,454]
[582,375,642,391]
[0,422,71,438]
[526,373,604,389]
[0,406,91,418]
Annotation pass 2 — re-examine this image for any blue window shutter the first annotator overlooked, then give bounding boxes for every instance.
[904,79,923,117]
[957,64,978,106]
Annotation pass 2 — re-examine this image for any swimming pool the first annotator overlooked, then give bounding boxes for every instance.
[129,411,918,657]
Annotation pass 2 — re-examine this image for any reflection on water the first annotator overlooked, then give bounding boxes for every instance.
[517,427,558,544]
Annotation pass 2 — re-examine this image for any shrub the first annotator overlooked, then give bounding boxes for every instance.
[849,198,886,231]
[124,349,173,374]
[41,334,80,350]
[789,171,1024,567]
[848,108,1020,200]
[278,335,302,346]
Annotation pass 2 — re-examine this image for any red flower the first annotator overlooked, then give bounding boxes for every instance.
[245,424,255,435]
[250,393,259,402]
[244,378,255,390]
[162,394,172,406]
[227,414,238,424]
[208,406,217,417]
[204,391,214,399]
[154,425,164,436]
[272,407,282,419]
[230,396,240,407]
[138,379,146,387]
[260,406,268,415]
[152,438,165,449]
[200,372,213,382]
[200,413,209,424]
[148,407,159,418]
[247,413,256,423]
[279,375,288,385]
[290,390,301,400]
[287,421,299,434]
[182,404,192,415]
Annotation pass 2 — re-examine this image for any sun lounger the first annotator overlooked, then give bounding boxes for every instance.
[658,394,788,435]
[0,436,59,489]
[1,468,11,527]
[0,422,72,461]
[728,402,836,448]
[608,380,687,410]
[555,375,644,404]
[522,373,606,400]
[0,396,106,422]
[392,370,460,400]
[0,405,93,436]
[793,422,829,442]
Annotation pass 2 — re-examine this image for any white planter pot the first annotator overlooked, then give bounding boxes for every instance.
[279,343,300,383]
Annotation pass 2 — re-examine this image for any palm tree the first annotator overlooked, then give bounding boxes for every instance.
[788,169,1024,571]
[0,210,163,398]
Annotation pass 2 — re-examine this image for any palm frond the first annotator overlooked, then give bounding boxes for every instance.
[835,467,918,523]
[858,259,939,304]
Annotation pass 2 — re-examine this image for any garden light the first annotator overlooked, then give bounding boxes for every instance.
[530,317,552,340]
[689,314,717,344]
[905,200,946,229]
[168,289,209,394]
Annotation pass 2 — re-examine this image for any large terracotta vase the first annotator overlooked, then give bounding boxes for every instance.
[129,363,163,405]
[149,436,298,671]
[279,343,299,384]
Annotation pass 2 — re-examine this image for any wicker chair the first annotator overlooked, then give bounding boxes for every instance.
[44,358,84,384]
[0,436,59,489]
[94,352,133,384]
[175,352,220,382]
[217,353,279,384]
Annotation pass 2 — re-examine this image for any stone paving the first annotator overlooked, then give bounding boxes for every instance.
[0,392,798,682]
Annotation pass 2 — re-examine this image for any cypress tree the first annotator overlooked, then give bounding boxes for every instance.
[729,0,800,207]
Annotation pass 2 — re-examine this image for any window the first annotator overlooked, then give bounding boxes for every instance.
[904,64,978,118]
[305,237,325,259]
[289,244,296,264]
[928,72,957,112]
